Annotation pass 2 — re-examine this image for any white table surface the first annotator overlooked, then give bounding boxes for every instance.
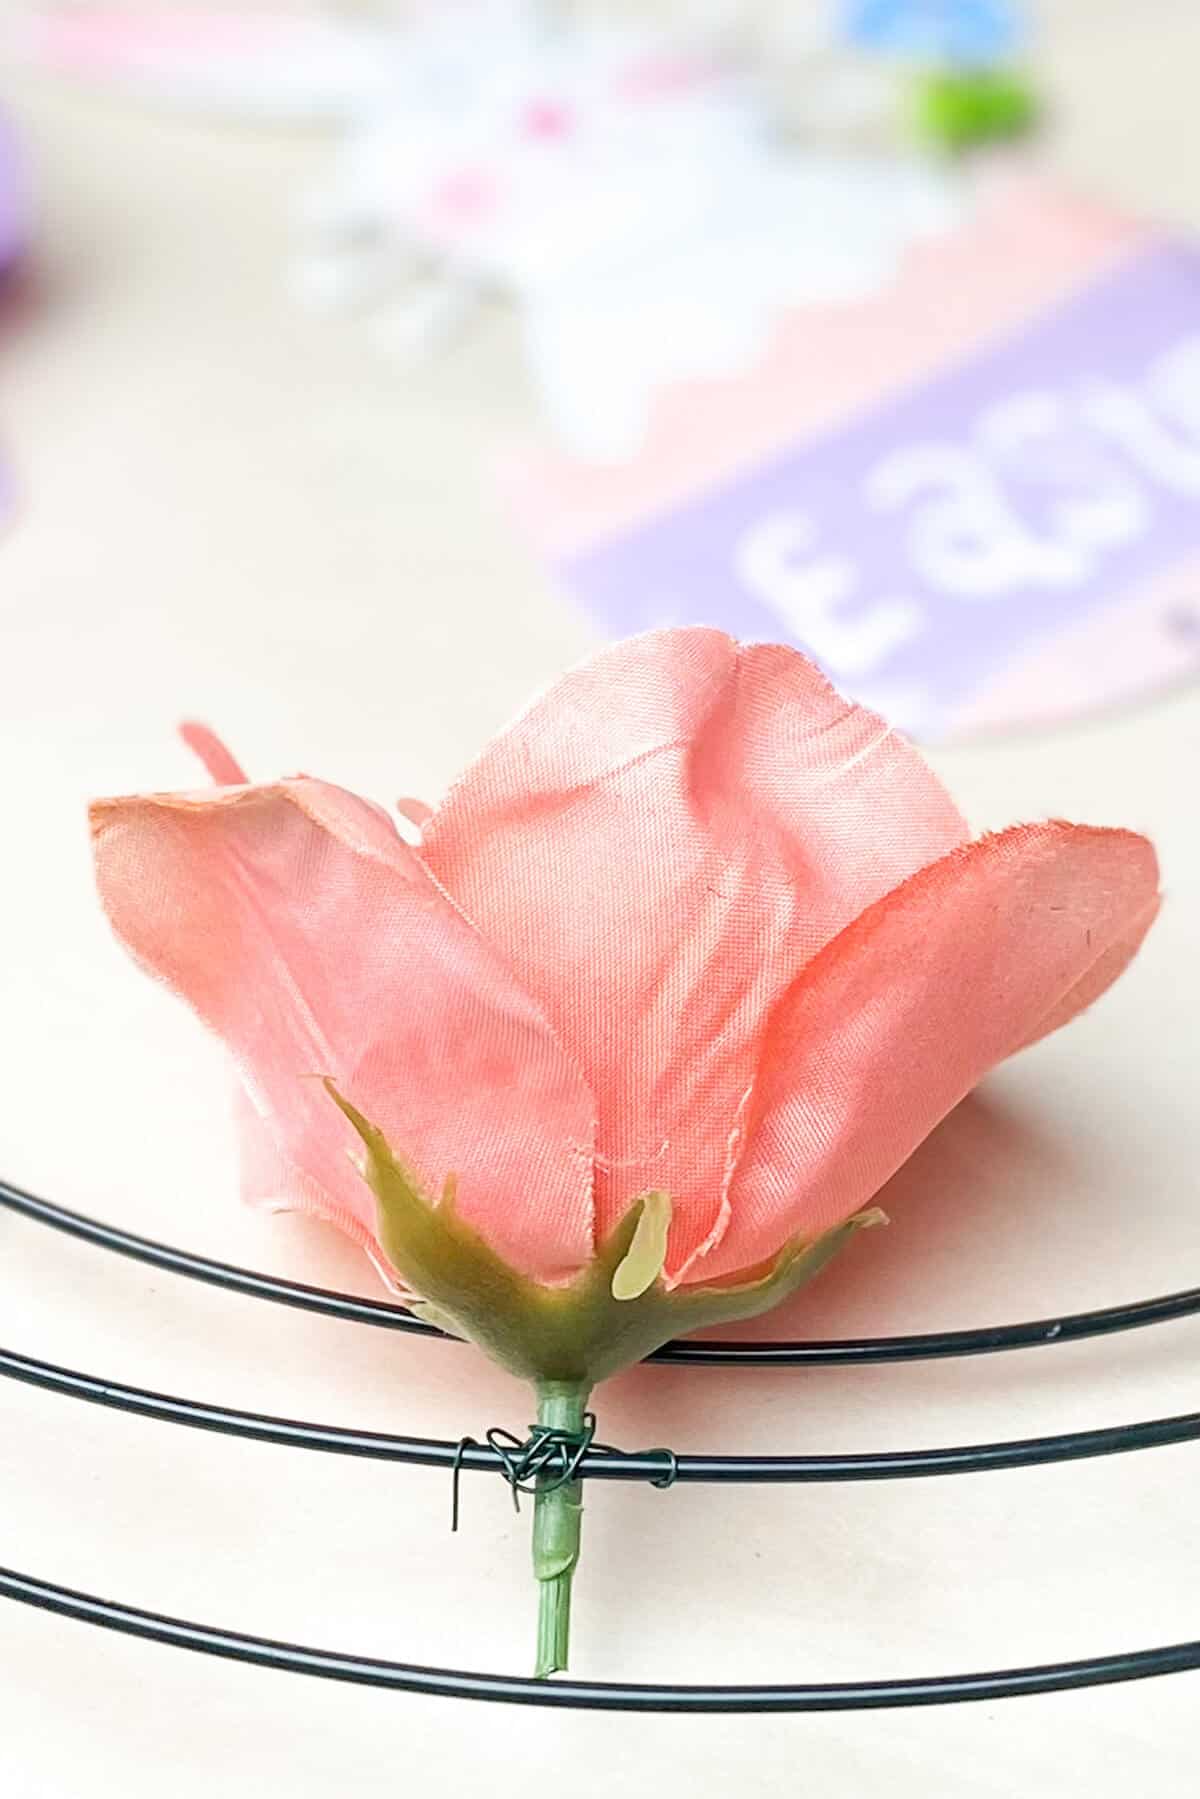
[3,6,1200,1794]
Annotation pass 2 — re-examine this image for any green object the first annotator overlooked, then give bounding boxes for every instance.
[610,1188,672,1300]
[531,1381,589,1679]
[912,67,1040,151]
[327,1079,885,1673]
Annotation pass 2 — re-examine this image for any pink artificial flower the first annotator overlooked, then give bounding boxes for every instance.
[92,629,1160,1303]
[91,628,1160,1677]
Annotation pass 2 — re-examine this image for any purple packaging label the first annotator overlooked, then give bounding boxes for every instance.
[561,245,1200,738]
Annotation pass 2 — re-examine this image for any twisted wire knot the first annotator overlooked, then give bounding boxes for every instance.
[485,1415,599,1508]
[450,1417,677,1531]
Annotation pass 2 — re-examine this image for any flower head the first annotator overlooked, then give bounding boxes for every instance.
[91,630,1159,1353]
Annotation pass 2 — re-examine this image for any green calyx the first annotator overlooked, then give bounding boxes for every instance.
[328,1080,886,1677]
[326,1081,885,1385]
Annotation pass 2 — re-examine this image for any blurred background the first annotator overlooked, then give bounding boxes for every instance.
[6,0,1200,776]
[4,7,1200,1798]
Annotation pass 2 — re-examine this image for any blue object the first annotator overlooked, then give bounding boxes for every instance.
[843,0,1025,66]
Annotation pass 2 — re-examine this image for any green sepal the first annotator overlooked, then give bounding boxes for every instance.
[326,1080,885,1385]
[610,1189,671,1299]
[405,1299,466,1339]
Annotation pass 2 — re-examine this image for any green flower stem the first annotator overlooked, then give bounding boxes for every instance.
[532,1379,590,1679]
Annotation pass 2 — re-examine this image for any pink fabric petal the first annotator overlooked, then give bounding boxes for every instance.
[235,1088,415,1297]
[91,777,595,1283]
[698,822,1160,1284]
[179,721,248,786]
[421,628,968,1276]
[396,796,434,829]
[1015,911,1160,1053]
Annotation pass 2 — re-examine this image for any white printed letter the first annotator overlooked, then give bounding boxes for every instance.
[868,444,1086,595]
[734,510,921,677]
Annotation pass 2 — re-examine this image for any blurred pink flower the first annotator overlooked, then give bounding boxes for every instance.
[91,630,1160,1294]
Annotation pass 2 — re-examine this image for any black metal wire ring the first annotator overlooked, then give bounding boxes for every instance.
[4,1568,1198,1711]
[4,1176,1200,1367]
[4,1344,1200,1483]
[5,1173,1200,1710]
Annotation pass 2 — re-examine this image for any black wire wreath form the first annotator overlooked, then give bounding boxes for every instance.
[2,1174,1199,1712]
